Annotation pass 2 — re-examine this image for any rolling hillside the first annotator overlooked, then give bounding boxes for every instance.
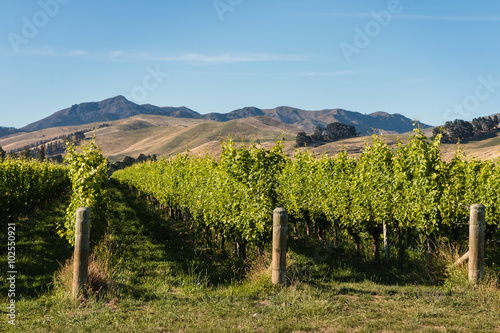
[2,112,500,162]
[20,96,200,132]
[17,96,424,135]
[1,115,301,162]
[2,96,499,162]
[207,106,418,134]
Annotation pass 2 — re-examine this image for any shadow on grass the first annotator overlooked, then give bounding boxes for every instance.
[106,180,241,298]
[0,179,248,301]
[286,235,442,288]
[108,179,192,261]
[0,194,73,299]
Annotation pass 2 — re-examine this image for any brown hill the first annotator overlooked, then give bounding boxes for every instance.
[203,106,419,134]
[17,96,424,136]
[20,96,200,132]
[1,115,300,162]
[2,113,499,163]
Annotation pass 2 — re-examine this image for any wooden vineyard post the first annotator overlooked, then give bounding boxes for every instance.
[272,208,288,285]
[383,223,389,261]
[469,204,485,284]
[73,207,91,298]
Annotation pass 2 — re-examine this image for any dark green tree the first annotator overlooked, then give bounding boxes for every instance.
[443,119,473,141]
[311,126,324,141]
[52,154,64,163]
[325,122,358,141]
[295,132,313,147]
[432,126,442,139]
[480,117,495,131]
[74,131,86,142]
[137,154,148,163]
[20,146,32,160]
[37,145,46,162]
[472,118,483,132]
[123,156,136,167]
[46,143,53,156]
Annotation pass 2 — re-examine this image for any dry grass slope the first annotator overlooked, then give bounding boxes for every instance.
[1,115,500,162]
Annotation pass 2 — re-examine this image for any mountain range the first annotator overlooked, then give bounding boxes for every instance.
[18,96,424,135]
[3,96,500,162]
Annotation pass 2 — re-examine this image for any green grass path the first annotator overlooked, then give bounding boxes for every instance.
[1,181,500,332]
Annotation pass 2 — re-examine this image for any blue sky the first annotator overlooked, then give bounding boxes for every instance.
[1,0,499,128]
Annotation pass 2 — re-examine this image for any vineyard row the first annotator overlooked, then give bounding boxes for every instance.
[111,129,500,258]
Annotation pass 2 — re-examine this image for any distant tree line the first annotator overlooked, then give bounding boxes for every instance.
[0,144,64,163]
[7,123,111,156]
[8,131,85,155]
[433,115,499,142]
[296,122,359,147]
[1,142,158,172]
[1,124,114,163]
[108,154,157,174]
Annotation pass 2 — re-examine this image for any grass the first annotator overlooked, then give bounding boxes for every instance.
[1,181,500,332]
[0,194,73,298]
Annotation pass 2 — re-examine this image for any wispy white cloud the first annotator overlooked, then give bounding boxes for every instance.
[317,13,500,21]
[162,53,309,63]
[398,77,426,84]
[376,77,428,84]
[394,14,500,21]
[295,70,361,77]
[69,50,88,56]
[108,50,124,58]
[16,46,56,56]
[6,48,310,64]
[105,51,310,64]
